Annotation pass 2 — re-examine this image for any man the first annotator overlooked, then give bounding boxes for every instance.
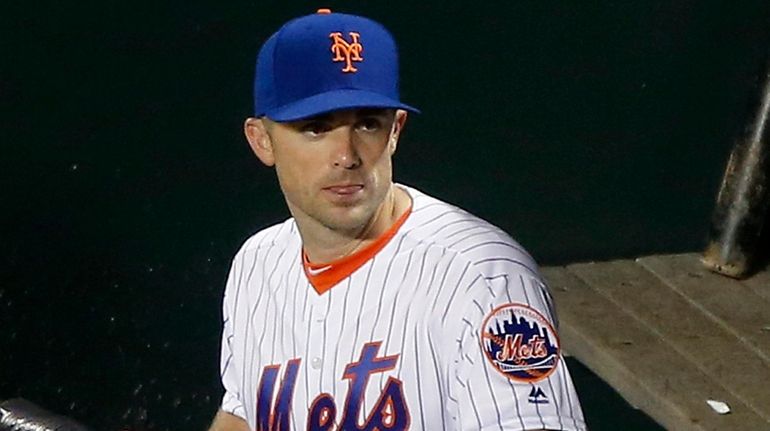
[210,9,586,431]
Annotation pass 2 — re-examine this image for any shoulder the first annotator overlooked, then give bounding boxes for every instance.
[398,184,540,280]
[398,185,555,326]
[232,217,299,261]
[225,217,301,286]
[223,217,300,305]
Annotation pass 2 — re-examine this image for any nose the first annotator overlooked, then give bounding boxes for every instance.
[331,128,361,169]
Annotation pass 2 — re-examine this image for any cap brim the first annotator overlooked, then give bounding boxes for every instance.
[264,89,420,122]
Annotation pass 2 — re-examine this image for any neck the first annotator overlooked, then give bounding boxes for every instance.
[298,185,410,263]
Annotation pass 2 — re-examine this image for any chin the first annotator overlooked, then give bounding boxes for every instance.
[324,214,369,232]
[321,206,374,232]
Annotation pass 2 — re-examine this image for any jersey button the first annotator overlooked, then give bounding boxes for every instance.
[311,357,322,369]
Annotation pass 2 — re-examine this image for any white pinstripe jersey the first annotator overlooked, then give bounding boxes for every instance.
[219,185,586,430]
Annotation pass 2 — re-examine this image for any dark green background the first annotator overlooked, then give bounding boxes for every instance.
[3,1,769,429]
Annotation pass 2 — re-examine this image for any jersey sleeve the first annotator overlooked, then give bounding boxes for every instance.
[219,259,247,420]
[448,261,587,431]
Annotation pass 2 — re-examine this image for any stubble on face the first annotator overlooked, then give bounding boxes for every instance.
[266,109,401,240]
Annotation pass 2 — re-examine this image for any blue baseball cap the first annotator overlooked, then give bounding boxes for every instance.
[253,9,419,122]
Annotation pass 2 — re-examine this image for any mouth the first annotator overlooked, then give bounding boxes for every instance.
[322,183,365,202]
[323,184,364,195]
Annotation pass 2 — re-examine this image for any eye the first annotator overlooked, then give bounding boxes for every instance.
[356,117,383,132]
[300,121,331,137]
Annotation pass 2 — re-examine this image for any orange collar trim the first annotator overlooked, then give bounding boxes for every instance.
[303,205,412,294]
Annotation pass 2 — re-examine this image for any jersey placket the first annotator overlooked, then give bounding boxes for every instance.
[305,286,333,402]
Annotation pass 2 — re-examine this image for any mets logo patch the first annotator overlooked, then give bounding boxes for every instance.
[480,303,560,382]
[329,31,363,73]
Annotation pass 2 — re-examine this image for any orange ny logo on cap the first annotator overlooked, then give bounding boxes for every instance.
[329,32,363,73]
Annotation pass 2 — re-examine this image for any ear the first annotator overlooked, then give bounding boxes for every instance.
[244,117,275,166]
[389,110,408,155]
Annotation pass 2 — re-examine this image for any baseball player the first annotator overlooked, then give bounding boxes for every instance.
[209,9,586,431]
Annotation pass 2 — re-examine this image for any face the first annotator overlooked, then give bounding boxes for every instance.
[245,108,407,234]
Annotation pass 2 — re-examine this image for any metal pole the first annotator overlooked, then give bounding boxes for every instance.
[0,398,92,431]
[703,60,770,278]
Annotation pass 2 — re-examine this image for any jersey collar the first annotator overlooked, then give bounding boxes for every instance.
[302,204,412,294]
